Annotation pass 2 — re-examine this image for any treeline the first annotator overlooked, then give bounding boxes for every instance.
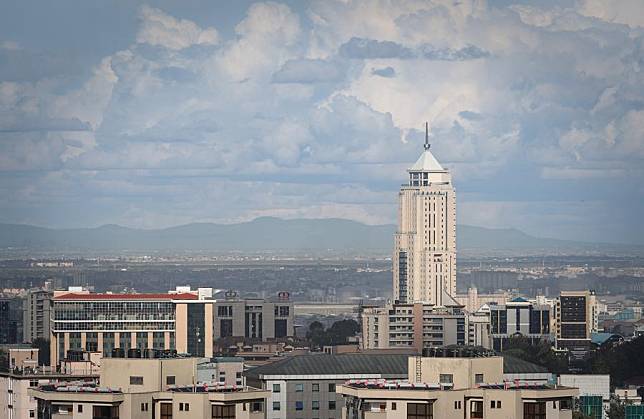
[306,319,360,349]
[501,336,644,387]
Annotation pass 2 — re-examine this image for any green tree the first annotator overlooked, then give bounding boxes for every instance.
[606,400,625,419]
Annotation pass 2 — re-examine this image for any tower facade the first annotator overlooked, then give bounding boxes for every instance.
[393,126,456,305]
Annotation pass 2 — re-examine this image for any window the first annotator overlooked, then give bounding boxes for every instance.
[141,403,149,411]
[407,403,433,419]
[218,305,233,316]
[392,402,396,410]
[166,375,175,385]
[454,401,461,409]
[524,402,546,419]
[77,405,83,413]
[212,405,235,419]
[129,376,144,385]
[273,383,281,393]
[160,403,172,419]
[329,401,336,410]
[29,411,35,418]
[94,406,119,419]
[273,402,281,411]
[295,383,304,392]
[328,383,336,392]
[559,399,572,410]
[296,401,304,411]
[312,401,319,410]
[471,401,483,419]
[180,403,184,411]
[475,374,484,384]
[439,374,453,384]
[179,403,190,412]
[251,401,263,412]
[497,401,502,409]
[491,401,495,408]
[312,383,319,392]
[236,372,242,378]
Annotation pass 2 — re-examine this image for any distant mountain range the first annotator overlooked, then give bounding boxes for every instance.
[0,217,639,255]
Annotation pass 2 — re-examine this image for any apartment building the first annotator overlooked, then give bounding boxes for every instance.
[361,298,467,351]
[29,356,269,419]
[339,349,578,419]
[50,288,294,365]
[22,288,53,343]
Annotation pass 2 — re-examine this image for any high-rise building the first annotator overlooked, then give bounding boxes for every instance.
[22,288,53,343]
[393,124,456,305]
[555,290,598,359]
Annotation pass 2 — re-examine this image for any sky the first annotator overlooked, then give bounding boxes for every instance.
[0,0,643,244]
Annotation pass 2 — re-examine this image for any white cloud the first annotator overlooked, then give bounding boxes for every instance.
[577,0,644,28]
[1,0,643,243]
[137,5,220,50]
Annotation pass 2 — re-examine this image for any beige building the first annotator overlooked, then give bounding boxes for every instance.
[338,350,577,419]
[393,126,456,306]
[454,288,509,313]
[29,356,270,419]
[50,288,294,366]
[1,368,98,419]
[361,300,466,351]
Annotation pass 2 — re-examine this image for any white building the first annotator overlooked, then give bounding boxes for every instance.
[393,124,456,306]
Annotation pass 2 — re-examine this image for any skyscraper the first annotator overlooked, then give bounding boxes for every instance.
[393,124,456,305]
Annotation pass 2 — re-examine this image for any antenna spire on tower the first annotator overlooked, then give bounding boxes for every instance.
[424,122,431,150]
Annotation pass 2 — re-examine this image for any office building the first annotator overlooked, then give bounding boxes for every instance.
[50,288,294,366]
[489,297,552,351]
[393,125,456,305]
[361,297,467,351]
[29,356,269,419]
[555,291,597,358]
[22,288,53,343]
[245,353,409,419]
[339,348,578,419]
[0,297,24,344]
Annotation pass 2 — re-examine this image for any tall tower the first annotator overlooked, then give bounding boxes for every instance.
[393,123,456,305]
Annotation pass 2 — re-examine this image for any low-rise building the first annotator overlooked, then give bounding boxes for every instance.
[245,353,410,419]
[0,368,98,419]
[558,374,610,418]
[339,348,578,419]
[30,356,269,419]
[489,297,552,351]
[50,288,294,365]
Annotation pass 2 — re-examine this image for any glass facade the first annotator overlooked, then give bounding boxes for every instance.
[187,303,205,356]
[53,300,175,331]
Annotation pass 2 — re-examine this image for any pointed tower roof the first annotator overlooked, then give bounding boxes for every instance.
[408,122,445,172]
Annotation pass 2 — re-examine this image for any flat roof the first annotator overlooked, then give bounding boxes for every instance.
[54,293,198,301]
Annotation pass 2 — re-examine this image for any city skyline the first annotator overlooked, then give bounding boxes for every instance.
[1,1,643,245]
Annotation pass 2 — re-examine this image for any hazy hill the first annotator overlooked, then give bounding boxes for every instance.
[0,217,638,255]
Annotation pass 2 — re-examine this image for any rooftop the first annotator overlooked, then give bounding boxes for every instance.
[245,353,409,379]
[54,292,198,301]
[408,150,444,172]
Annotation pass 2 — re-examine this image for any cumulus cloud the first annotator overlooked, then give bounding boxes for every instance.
[1,0,643,243]
[137,5,219,50]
